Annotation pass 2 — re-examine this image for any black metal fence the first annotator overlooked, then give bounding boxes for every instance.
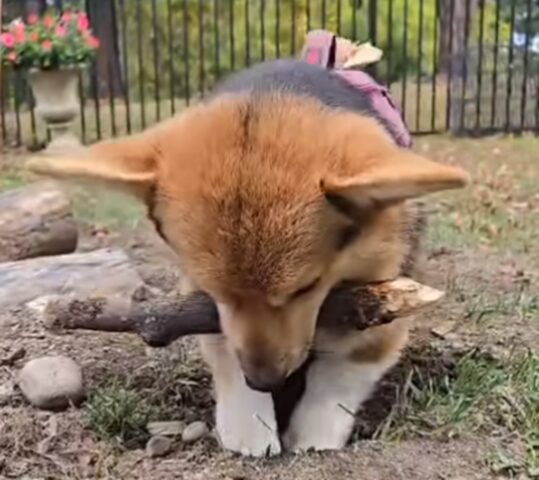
[1,0,538,149]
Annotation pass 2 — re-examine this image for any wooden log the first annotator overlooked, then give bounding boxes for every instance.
[0,182,78,262]
[0,248,145,310]
[42,278,444,347]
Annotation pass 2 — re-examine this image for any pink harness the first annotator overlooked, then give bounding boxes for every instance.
[302,30,412,148]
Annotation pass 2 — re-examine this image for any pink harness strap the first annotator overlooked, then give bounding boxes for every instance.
[302,30,412,148]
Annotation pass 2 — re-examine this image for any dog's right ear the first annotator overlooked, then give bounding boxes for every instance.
[25,131,158,201]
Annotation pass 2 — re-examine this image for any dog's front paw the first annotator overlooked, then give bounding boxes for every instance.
[282,405,352,453]
[216,399,282,457]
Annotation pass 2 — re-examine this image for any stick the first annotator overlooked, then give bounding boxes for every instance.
[42,278,444,347]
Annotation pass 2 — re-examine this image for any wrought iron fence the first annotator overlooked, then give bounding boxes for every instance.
[1,0,538,149]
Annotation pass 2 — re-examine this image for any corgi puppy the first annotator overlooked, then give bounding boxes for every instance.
[27,59,469,457]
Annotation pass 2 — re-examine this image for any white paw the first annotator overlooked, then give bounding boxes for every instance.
[215,395,282,457]
[282,406,353,452]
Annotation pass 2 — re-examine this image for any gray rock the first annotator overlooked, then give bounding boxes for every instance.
[17,355,84,410]
[147,421,185,437]
[0,381,16,406]
[181,421,209,443]
[146,435,172,457]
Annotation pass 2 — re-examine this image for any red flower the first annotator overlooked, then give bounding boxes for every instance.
[30,32,39,42]
[43,16,55,29]
[7,51,17,62]
[42,40,53,51]
[86,35,100,49]
[78,13,90,31]
[27,13,39,25]
[55,25,67,38]
[0,33,15,48]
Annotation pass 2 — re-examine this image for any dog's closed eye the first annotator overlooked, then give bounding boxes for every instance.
[291,277,321,300]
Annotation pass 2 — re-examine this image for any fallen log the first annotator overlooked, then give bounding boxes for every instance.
[0,182,78,262]
[42,277,444,347]
[0,248,145,310]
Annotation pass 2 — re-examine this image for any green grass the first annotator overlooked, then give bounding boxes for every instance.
[83,382,156,446]
[378,351,539,477]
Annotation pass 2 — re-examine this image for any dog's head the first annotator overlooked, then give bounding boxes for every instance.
[27,94,469,391]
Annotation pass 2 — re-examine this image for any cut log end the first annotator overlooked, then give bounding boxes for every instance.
[0,182,78,262]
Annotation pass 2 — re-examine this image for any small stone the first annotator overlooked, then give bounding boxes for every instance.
[181,421,209,443]
[146,435,172,457]
[0,382,16,406]
[146,421,185,437]
[17,355,84,410]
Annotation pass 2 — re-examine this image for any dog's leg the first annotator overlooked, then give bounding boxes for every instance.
[199,334,282,457]
[283,319,409,452]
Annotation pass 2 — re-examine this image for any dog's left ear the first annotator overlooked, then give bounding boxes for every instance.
[321,149,470,208]
[25,131,159,201]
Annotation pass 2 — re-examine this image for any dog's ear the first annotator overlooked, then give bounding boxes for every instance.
[25,132,158,201]
[321,149,470,209]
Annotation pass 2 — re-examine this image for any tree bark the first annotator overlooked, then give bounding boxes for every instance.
[0,248,144,310]
[0,182,78,262]
[41,277,445,348]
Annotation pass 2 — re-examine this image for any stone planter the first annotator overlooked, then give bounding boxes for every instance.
[28,67,83,154]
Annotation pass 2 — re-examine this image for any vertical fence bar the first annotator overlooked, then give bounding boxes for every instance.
[168,0,176,115]
[13,75,21,147]
[245,0,251,66]
[475,0,485,131]
[182,0,191,105]
[290,0,296,55]
[458,0,472,132]
[107,52,117,137]
[401,0,409,119]
[261,0,266,61]
[321,0,326,29]
[386,0,393,90]
[0,68,6,146]
[213,0,221,83]
[415,0,424,132]
[368,0,377,44]
[28,84,37,145]
[90,61,101,140]
[136,0,146,130]
[119,0,131,134]
[504,0,516,132]
[151,0,161,121]
[78,70,87,144]
[520,0,532,130]
[198,0,205,97]
[306,0,311,32]
[352,0,357,40]
[275,0,281,58]
[430,0,439,131]
[445,0,455,130]
[490,0,501,129]
[229,0,235,70]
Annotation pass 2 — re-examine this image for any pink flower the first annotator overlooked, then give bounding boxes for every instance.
[62,11,73,23]
[14,23,25,43]
[0,33,15,48]
[7,51,17,62]
[27,13,39,25]
[78,13,90,31]
[30,32,39,42]
[42,40,53,51]
[43,16,55,29]
[86,35,100,49]
[55,25,67,37]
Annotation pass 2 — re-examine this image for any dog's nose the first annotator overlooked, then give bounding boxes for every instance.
[243,371,286,393]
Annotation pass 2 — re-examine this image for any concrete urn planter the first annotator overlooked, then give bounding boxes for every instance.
[28,67,82,154]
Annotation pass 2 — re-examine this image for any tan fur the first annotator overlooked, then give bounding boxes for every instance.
[27,92,469,454]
